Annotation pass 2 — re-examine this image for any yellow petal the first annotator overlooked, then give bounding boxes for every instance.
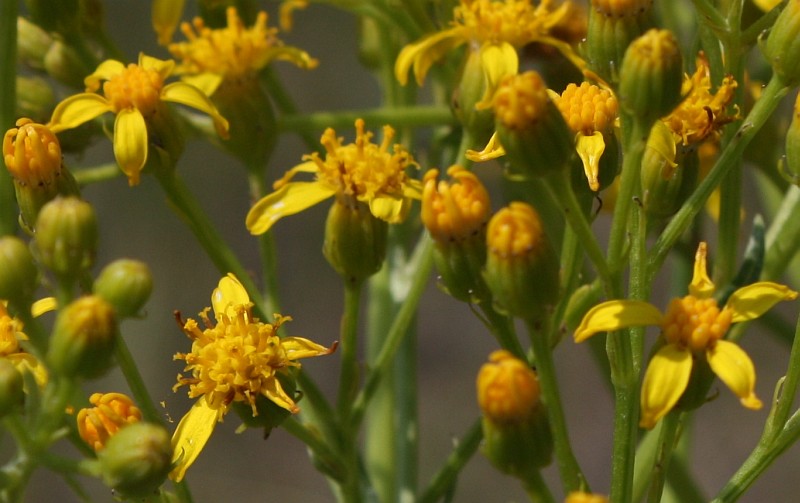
[246,182,336,235]
[31,297,57,317]
[640,344,693,429]
[273,160,319,189]
[161,82,230,139]
[394,27,466,86]
[139,53,176,80]
[170,396,223,482]
[466,132,506,162]
[689,242,715,299]
[576,132,606,192]
[281,336,336,360]
[725,282,798,323]
[180,73,224,98]
[84,60,125,91]
[152,0,185,45]
[266,46,319,70]
[113,108,148,186]
[574,300,663,342]
[753,0,782,11]
[211,274,250,320]
[475,42,519,110]
[368,194,409,223]
[48,93,112,133]
[263,375,299,413]
[707,340,763,409]
[646,120,678,179]
[8,353,48,388]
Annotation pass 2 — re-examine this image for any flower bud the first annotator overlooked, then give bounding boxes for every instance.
[492,72,574,179]
[640,123,697,221]
[323,198,388,284]
[477,350,552,476]
[93,259,153,318]
[16,76,56,122]
[16,17,53,70]
[484,203,560,320]
[98,422,172,499]
[77,392,142,451]
[43,40,91,89]
[618,29,683,126]
[47,295,117,379]
[585,0,654,83]
[34,196,97,282]
[421,167,491,302]
[786,92,800,181]
[0,358,24,417]
[0,236,38,308]
[764,0,800,85]
[452,49,496,145]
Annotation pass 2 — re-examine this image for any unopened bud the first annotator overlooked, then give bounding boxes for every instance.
[0,236,38,307]
[77,392,142,451]
[323,198,387,284]
[93,259,153,318]
[764,0,800,85]
[47,295,117,379]
[98,422,172,498]
[585,0,654,83]
[34,196,97,282]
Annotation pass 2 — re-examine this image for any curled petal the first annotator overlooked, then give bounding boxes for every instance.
[574,300,663,342]
[640,344,693,429]
[707,340,763,410]
[466,132,506,162]
[84,60,126,91]
[266,46,319,70]
[369,194,410,223]
[281,336,337,360]
[394,27,466,86]
[212,274,250,320]
[725,282,798,323]
[113,108,148,186]
[139,53,176,80]
[180,73,224,98]
[48,94,112,133]
[246,182,336,235]
[170,396,223,482]
[689,242,715,298]
[475,42,519,110]
[263,375,299,413]
[576,132,606,192]
[161,82,230,139]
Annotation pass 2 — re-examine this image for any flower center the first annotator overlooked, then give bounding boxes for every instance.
[456,0,566,47]
[309,119,415,202]
[556,82,618,135]
[661,295,732,352]
[102,64,165,115]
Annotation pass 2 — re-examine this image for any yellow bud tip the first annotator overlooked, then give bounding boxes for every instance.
[476,350,540,423]
[487,202,545,259]
[492,71,550,130]
[421,166,491,242]
[3,118,62,186]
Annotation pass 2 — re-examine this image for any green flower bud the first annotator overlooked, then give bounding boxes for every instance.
[618,29,683,126]
[477,350,552,477]
[323,198,388,284]
[585,0,654,83]
[93,259,153,318]
[0,236,38,308]
[16,76,56,122]
[453,49,496,145]
[98,422,172,499]
[47,295,117,379]
[34,196,97,282]
[786,92,800,181]
[0,358,24,417]
[640,122,697,221]
[43,40,91,89]
[492,72,574,179]
[16,17,53,70]
[764,0,800,86]
[484,202,560,321]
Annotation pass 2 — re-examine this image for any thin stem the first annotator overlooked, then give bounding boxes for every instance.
[525,318,586,493]
[337,280,363,420]
[113,334,162,425]
[419,419,483,503]
[523,470,556,503]
[476,301,526,359]
[646,412,682,503]
[247,172,281,317]
[73,163,123,186]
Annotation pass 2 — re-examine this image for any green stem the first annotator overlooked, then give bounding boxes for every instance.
[73,163,123,186]
[113,334,162,425]
[476,301,526,360]
[247,172,281,317]
[419,419,483,503]
[646,412,682,503]
[283,418,347,482]
[763,185,800,282]
[523,470,556,503]
[278,106,456,134]
[0,0,17,236]
[525,318,586,493]
[764,313,800,443]
[337,280,363,420]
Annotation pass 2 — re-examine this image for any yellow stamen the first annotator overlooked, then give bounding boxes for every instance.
[661,296,732,353]
[101,64,165,116]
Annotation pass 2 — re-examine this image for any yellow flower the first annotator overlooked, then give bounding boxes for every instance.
[395,0,583,105]
[477,349,541,424]
[3,118,62,187]
[168,7,317,96]
[246,118,422,235]
[0,299,55,388]
[574,242,798,429]
[421,166,491,243]
[77,392,142,451]
[170,274,334,481]
[48,53,229,186]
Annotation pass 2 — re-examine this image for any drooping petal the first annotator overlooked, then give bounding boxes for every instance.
[573,300,663,342]
[394,27,467,86]
[264,46,319,70]
[31,297,57,317]
[246,182,336,235]
[84,60,126,91]
[211,274,250,320]
[575,132,606,192]
[152,0,186,45]
[725,282,798,323]
[48,94,112,133]
[272,160,319,189]
[475,42,519,110]
[402,178,424,199]
[281,336,336,360]
[689,242,716,298]
[170,396,223,482]
[113,108,148,186]
[465,132,506,162]
[262,375,299,413]
[368,194,410,223]
[161,81,230,139]
[707,340,763,410]
[639,344,693,429]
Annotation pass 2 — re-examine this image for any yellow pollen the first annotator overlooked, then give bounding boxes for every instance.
[421,166,491,242]
[493,71,549,130]
[556,82,618,135]
[477,350,540,424]
[101,64,165,116]
[3,118,62,186]
[487,202,545,258]
[455,0,569,47]
[661,295,732,352]
[591,0,653,17]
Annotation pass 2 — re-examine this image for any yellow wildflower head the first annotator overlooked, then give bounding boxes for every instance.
[574,242,798,428]
[454,0,570,48]
[171,274,334,481]
[77,392,142,451]
[477,350,540,424]
[0,301,50,388]
[246,119,422,235]
[662,54,738,146]
[169,7,317,85]
[493,71,550,130]
[421,166,491,243]
[3,118,62,186]
[556,82,618,136]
